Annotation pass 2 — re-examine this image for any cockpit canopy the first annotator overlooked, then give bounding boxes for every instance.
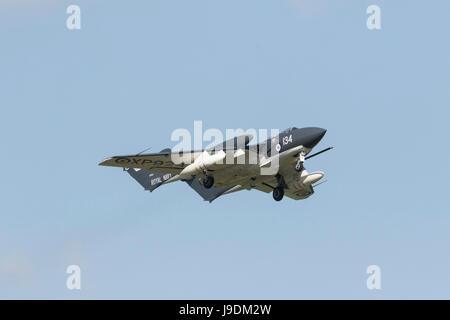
[283,127,297,133]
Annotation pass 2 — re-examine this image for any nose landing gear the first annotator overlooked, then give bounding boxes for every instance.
[295,151,306,172]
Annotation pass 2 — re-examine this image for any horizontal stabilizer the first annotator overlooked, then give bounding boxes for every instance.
[125,168,173,192]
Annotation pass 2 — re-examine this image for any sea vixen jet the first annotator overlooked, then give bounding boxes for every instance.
[99,127,332,202]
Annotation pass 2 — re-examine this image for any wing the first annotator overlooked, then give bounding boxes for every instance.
[98,151,202,174]
[99,134,255,174]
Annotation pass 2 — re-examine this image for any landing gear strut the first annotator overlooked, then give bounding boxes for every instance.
[202,175,214,189]
[295,151,306,172]
[273,186,284,201]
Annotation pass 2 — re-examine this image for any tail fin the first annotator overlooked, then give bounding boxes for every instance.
[185,178,235,203]
[125,168,173,192]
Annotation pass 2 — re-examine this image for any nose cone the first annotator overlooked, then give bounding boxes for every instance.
[298,127,327,148]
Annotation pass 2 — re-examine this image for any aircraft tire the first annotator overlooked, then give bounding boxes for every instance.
[203,175,214,189]
[273,187,284,201]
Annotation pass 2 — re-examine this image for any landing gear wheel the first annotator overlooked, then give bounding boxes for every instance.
[272,187,284,201]
[203,175,214,189]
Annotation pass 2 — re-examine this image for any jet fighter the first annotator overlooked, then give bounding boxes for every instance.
[99,127,332,202]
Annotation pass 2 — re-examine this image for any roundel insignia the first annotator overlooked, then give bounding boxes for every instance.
[115,157,131,164]
[275,143,281,152]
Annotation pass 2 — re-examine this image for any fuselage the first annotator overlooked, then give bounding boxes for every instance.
[262,127,327,157]
[209,127,327,187]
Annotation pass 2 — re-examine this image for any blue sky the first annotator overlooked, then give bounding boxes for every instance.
[0,0,449,299]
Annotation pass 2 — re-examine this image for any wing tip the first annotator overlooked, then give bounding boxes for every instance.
[98,158,112,166]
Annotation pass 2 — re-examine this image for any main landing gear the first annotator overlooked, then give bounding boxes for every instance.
[272,186,284,201]
[202,175,214,189]
[272,174,286,201]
